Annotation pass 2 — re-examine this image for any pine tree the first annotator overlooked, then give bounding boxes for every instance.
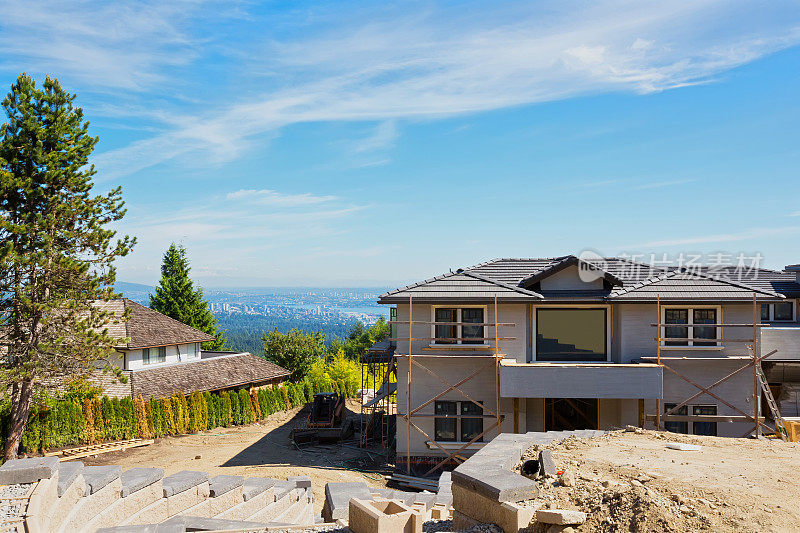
[149,244,225,349]
[0,74,134,459]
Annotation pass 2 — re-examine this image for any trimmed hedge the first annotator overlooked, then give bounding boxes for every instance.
[3,374,357,454]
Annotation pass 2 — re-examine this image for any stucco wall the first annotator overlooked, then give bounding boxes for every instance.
[122,343,202,371]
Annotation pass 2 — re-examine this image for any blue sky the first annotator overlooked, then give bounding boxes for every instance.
[1,1,800,287]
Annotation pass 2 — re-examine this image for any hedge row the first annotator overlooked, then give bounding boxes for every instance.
[12,375,357,454]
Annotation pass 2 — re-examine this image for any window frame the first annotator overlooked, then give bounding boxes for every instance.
[157,346,167,363]
[142,348,151,365]
[430,305,488,346]
[660,306,722,348]
[531,304,611,362]
[691,404,718,436]
[762,301,795,322]
[433,400,485,443]
[663,402,719,436]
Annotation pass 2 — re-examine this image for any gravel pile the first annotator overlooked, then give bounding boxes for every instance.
[0,483,30,523]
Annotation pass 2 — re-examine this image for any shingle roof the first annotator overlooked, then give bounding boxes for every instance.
[379,271,542,303]
[378,255,800,303]
[130,352,290,400]
[100,299,214,349]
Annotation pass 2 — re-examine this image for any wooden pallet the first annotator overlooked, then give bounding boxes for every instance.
[44,438,154,460]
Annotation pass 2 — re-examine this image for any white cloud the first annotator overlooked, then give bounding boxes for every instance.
[226,189,338,207]
[0,0,215,90]
[633,227,800,248]
[791,211,800,216]
[634,179,695,190]
[352,120,399,154]
[90,1,800,178]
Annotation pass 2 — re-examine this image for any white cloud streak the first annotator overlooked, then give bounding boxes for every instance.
[633,227,800,248]
[3,1,800,180]
[226,189,338,207]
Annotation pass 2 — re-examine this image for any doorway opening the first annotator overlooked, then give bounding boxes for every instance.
[544,398,599,430]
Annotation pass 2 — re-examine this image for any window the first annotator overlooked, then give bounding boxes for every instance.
[662,308,719,347]
[434,400,484,442]
[761,302,795,322]
[142,348,151,365]
[663,403,688,434]
[434,401,457,441]
[536,308,607,361]
[775,302,794,321]
[157,346,166,363]
[460,402,484,442]
[692,405,717,436]
[664,309,688,346]
[390,307,398,346]
[432,307,486,344]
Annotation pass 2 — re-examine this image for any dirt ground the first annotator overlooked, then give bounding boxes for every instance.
[83,400,390,514]
[521,429,800,533]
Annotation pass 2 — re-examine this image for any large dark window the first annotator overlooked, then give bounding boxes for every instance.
[434,308,457,344]
[462,308,484,344]
[535,308,607,361]
[692,309,717,346]
[774,302,794,321]
[434,400,484,442]
[664,403,688,434]
[692,405,717,436]
[664,309,689,346]
[460,402,484,442]
[434,401,457,441]
[663,308,719,346]
[433,308,486,344]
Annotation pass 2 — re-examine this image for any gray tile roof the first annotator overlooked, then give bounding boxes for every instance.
[378,255,800,303]
[96,299,215,349]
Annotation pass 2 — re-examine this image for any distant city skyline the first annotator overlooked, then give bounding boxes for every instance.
[2,1,799,287]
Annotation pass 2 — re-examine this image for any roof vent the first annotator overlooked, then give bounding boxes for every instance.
[456,268,464,273]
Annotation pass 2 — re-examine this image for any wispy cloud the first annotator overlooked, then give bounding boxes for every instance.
[634,179,695,190]
[352,120,399,154]
[0,0,219,90]
[81,1,800,178]
[226,189,337,207]
[791,211,800,217]
[632,226,800,248]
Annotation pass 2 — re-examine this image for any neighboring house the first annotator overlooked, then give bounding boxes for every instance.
[89,299,290,399]
[378,255,800,471]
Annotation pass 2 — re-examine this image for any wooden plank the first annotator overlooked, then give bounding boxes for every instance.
[390,321,516,327]
[47,439,154,460]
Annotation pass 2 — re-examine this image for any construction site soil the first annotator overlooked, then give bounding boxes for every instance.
[518,429,800,532]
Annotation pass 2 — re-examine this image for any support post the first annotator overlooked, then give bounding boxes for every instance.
[753,293,760,439]
[407,294,412,473]
[655,294,661,431]
[494,295,501,438]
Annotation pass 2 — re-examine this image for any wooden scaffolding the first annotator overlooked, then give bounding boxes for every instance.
[647,293,787,440]
[389,295,513,476]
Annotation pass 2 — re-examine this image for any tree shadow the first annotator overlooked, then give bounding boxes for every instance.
[221,405,391,475]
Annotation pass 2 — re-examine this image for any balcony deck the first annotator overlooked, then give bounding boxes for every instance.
[499,359,663,399]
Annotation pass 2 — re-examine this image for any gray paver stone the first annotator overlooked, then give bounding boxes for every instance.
[287,475,312,488]
[57,461,84,497]
[161,470,208,497]
[0,456,59,484]
[324,481,371,520]
[208,475,244,497]
[83,465,122,495]
[242,477,276,501]
[121,467,164,497]
[539,449,557,477]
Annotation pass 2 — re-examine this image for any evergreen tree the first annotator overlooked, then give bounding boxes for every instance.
[0,74,134,459]
[150,243,225,349]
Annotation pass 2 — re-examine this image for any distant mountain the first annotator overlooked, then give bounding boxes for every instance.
[113,281,153,304]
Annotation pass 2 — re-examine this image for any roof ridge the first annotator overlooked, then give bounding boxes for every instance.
[460,270,543,298]
[687,269,783,297]
[380,271,461,297]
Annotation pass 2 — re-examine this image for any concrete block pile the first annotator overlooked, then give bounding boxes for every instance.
[0,458,315,532]
[450,430,605,532]
[322,475,453,530]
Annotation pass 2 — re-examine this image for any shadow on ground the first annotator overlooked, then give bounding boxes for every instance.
[221,405,391,477]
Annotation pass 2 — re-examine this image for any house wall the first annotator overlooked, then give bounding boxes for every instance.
[121,342,202,371]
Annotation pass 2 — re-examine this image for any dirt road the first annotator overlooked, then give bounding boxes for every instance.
[83,402,390,514]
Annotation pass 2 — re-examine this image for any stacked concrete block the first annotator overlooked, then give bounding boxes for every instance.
[0,457,317,533]
[348,498,423,533]
[450,430,605,532]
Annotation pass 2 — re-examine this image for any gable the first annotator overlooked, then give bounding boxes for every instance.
[539,264,605,291]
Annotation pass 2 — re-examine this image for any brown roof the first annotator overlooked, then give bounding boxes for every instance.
[99,299,214,349]
[130,352,290,400]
